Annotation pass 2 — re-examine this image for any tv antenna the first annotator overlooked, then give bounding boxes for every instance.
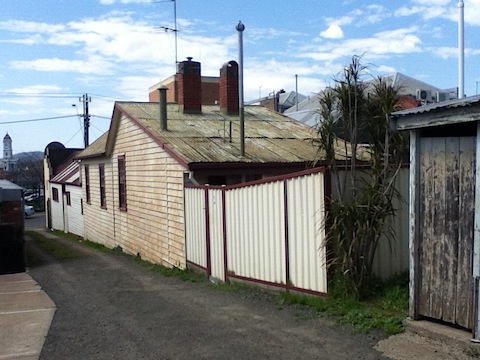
[156,0,178,70]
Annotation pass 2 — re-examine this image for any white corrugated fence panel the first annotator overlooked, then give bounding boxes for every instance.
[184,187,207,268]
[226,181,286,284]
[372,167,410,279]
[208,189,225,281]
[334,168,410,279]
[287,172,327,293]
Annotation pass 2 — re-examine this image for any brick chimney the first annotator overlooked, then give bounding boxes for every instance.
[219,61,239,115]
[177,57,202,114]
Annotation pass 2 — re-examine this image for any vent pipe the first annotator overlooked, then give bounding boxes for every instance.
[158,86,168,131]
[236,21,245,157]
[295,74,299,111]
[458,0,465,99]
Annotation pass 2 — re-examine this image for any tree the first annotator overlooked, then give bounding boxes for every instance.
[316,56,408,298]
[6,152,44,194]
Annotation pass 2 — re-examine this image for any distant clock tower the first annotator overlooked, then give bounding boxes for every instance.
[1,133,18,171]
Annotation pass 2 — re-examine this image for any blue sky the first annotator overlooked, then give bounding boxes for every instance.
[0,0,479,153]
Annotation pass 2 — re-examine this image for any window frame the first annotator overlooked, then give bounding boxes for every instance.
[85,165,91,204]
[65,191,71,206]
[118,155,127,211]
[52,187,59,202]
[99,164,106,209]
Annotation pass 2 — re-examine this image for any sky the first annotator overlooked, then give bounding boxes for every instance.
[0,0,479,153]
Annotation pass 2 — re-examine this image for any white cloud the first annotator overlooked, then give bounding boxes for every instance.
[431,46,458,59]
[6,85,63,94]
[395,0,480,25]
[431,46,480,59]
[306,27,422,63]
[0,20,64,33]
[375,65,397,73]
[116,75,153,101]
[320,24,344,39]
[10,56,115,75]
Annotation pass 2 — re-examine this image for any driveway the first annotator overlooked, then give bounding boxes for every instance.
[24,211,45,230]
[26,231,387,360]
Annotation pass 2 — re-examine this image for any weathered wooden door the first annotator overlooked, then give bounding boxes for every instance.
[418,136,475,330]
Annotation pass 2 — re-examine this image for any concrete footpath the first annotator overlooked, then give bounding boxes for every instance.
[0,272,56,360]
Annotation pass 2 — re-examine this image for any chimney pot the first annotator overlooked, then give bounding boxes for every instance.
[219,60,239,115]
[177,58,202,114]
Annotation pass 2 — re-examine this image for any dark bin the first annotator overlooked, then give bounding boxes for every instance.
[0,180,25,274]
[0,223,25,274]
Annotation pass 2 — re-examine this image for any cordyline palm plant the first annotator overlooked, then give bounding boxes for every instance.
[316,56,408,299]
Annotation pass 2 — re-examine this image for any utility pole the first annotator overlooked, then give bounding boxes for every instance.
[81,94,91,148]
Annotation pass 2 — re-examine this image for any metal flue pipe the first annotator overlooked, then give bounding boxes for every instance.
[458,0,465,99]
[236,21,245,157]
[158,86,168,131]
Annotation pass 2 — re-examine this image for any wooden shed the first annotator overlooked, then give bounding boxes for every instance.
[391,95,480,338]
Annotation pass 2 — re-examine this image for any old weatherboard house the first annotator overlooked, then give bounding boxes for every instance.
[75,58,322,270]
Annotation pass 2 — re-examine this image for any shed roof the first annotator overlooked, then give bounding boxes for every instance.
[391,95,480,131]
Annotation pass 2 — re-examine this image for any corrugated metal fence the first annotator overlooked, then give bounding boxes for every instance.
[184,168,328,295]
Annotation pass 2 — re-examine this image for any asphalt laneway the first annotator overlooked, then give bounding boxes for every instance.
[26,230,387,360]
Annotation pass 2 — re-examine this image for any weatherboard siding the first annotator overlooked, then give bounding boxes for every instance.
[50,183,64,231]
[109,114,186,268]
[81,158,116,249]
[64,185,84,237]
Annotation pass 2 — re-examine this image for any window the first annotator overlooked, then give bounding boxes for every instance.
[52,188,59,202]
[65,192,71,206]
[99,164,106,209]
[118,155,127,210]
[85,165,91,204]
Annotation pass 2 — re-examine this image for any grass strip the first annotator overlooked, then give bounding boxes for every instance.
[279,275,408,334]
[26,231,82,259]
[133,254,205,283]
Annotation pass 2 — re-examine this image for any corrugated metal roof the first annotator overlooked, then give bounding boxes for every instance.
[76,131,109,159]
[284,72,455,127]
[0,179,23,190]
[392,95,480,117]
[50,160,80,185]
[116,103,324,164]
[75,102,360,165]
[391,95,480,131]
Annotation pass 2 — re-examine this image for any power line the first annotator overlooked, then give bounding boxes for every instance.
[0,92,122,101]
[91,115,111,120]
[0,115,78,125]
[0,93,82,99]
